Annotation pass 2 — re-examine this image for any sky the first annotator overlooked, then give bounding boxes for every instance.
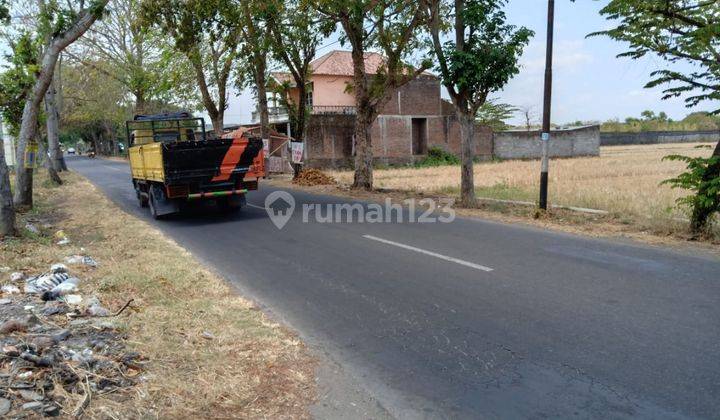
[221,0,717,126]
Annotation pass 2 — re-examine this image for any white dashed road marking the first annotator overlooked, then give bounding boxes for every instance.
[363,235,494,272]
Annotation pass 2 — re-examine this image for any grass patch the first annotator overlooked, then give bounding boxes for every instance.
[1,171,316,418]
[414,147,460,167]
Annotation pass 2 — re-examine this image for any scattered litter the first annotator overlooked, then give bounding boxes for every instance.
[0,298,11,305]
[54,230,66,240]
[2,284,20,294]
[201,331,215,340]
[50,263,67,272]
[24,223,40,235]
[10,272,24,282]
[293,168,337,186]
[17,371,33,379]
[0,266,9,273]
[0,293,141,417]
[25,271,73,295]
[0,399,9,416]
[41,277,80,301]
[22,401,43,411]
[63,294,83,305]
[23,305,35,311]
[18,390,43,402]
[86,296,111,317]
[65,255,98,267]
[57,238,71,246]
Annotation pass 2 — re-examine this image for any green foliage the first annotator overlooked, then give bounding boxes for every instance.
[475,100,516,131]
[415,147,460,167]
[662,147,720,232]
[591,0,720,113]
[429,0,533,115]
[600,111,720,133]
[0,33,41,136]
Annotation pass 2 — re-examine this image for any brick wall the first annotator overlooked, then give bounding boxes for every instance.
[381,74,442,116]
[306,113,493,168]
[493,125,600,160]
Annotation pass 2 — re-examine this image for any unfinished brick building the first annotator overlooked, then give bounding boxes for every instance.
[253,50,492,168]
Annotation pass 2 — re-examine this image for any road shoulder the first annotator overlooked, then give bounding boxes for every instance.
[1,171,317,418]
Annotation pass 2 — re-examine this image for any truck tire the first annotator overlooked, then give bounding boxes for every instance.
[148,188,160,219]
[218,195,246,212]
[137,190,149,208]
[134,181,149,208]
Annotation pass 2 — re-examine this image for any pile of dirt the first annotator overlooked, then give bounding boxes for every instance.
[293,168,337,186]
[0,263,140,417]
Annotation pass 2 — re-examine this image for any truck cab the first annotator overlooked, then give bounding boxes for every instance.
[127,112,265,218]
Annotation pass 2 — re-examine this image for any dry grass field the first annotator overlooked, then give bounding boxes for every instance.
[329,143,715,221]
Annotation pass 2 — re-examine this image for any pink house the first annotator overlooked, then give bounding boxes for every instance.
[253,50,493,167]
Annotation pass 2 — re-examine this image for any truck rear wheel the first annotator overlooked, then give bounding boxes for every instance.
[149,188,160,219]
[137,191,149,208]
[218,195,246,212]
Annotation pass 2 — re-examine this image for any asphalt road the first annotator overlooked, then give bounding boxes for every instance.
[68,156,720,419]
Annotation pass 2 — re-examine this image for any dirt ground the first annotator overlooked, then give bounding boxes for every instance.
[1,172,316,418]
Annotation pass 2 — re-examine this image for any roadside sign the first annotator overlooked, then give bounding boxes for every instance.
[262,138,269,154]
[291,142,304,164]
[25,142,38,169]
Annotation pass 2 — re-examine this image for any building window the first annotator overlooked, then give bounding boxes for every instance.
[412,118,428,155]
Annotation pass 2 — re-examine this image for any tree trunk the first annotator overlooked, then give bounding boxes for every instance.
[353,110,373,190]
[45,79,65,172]
[190,57,223,136]
[458,111,476,207]
[38,136,62,185]
[14,4,108,208]
[103,121,116,155]
[292,83,308,178]
[134,90,146,115]
[349,44,374,191]
[0,136,16,237]
[690,139,720,234]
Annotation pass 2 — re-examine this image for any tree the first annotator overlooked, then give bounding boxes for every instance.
[517,104,537,132]
[592,0,720,233]
[267,0,332,177]
[60,61,129,156]
[475,100,516,131]
[71,0,190,115]
[0,135,14,236]
[424,0,532,206]
[317,0,430,190]
[12,0,110,209]
[45,74,66,173]
[237,0,273,146]
[141,0,242,134]
[0,0,12,237]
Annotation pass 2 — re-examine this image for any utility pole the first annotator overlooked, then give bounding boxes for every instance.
[539,0,554,210]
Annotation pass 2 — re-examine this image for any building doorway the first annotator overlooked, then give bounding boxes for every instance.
[412,118,427,155]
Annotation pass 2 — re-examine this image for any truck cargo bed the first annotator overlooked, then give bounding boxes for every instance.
[162,137,264,186]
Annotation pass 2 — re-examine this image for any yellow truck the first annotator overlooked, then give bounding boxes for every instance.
[127,112,265,219]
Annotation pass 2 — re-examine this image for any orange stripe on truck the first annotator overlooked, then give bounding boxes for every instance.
[212,139,247,182]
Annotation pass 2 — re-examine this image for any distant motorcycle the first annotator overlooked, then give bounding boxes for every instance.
[87,151,96,159]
